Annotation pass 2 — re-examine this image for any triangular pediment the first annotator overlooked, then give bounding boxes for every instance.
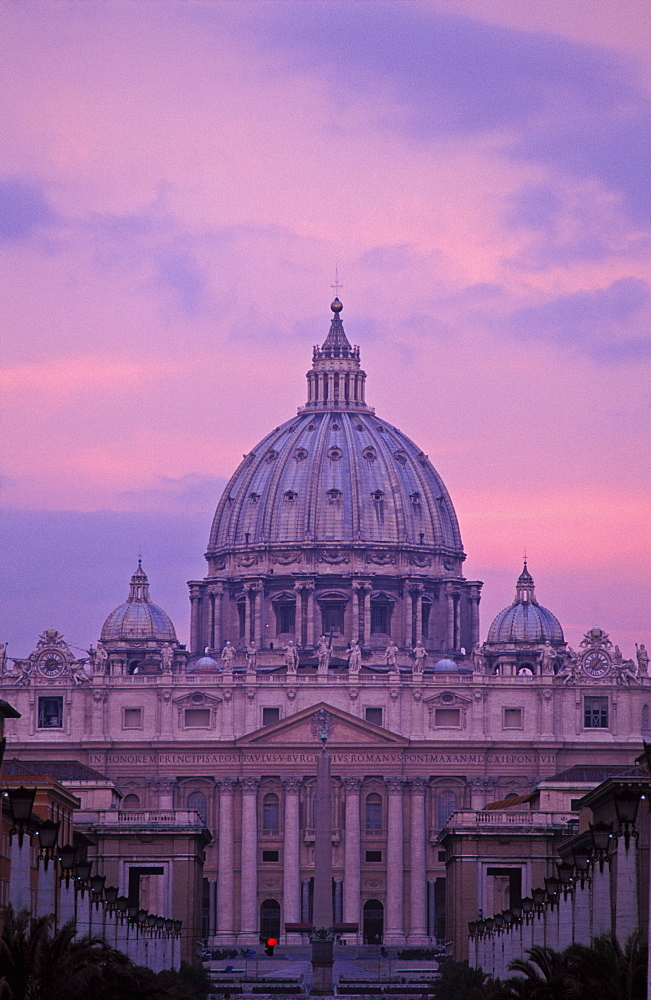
[237,702,408,747]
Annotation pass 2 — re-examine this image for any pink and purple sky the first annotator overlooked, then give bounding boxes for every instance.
[1,0,650,658]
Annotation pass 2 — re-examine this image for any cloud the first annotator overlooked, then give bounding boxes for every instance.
[508,276,651,360]
[118,473,227,515]
[0,177,58,242]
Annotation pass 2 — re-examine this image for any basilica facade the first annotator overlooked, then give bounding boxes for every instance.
[2,298,649,947]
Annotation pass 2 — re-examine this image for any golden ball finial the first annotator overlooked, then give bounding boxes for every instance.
[331,297,343,314]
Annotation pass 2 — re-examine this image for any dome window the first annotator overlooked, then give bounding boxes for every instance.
[284,490,298,503]
[294,448,308,462]
[363,447,377,461]
[371,490,384,502]
[266,450,278,462]
[249,492,260,504]
[307,424,315,431]
[356,424,364,431]
[331,422,340,431]
[410,492,421,505]
[328,447,342,461]
[394,451,407,465]
[327,488,342,503]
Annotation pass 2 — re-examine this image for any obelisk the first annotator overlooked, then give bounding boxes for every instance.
[311,709,334,994]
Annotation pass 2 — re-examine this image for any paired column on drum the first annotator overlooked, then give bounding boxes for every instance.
[216,778,235,942]
[352,582,370,647]
[207,583,223,652]
[239,777,260,945]
[283,777,302,936]
[243,582,262,647]
[385,776,406,945]
[342,777,362,935]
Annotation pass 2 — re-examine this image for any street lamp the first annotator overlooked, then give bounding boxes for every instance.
[613,789,641,849]
[557,861,574,898]
[58,844,77,888]
[590,821,613,871]
[37,819,60,870]
[104,885,119,910]
[572,848,591,887]
[521,897,533,922]
[7,786,36,847]
[544,875,560,904]
[90,874,106,908]
[75,858,92,895]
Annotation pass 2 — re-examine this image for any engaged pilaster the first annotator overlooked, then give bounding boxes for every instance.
[239,777,260,944]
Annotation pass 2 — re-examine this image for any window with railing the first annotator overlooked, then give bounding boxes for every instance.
[262,793,280,834]
[365,792,383,833]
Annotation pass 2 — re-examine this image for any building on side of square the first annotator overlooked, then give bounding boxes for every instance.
[451,759,651,989]
[1,298,649,949]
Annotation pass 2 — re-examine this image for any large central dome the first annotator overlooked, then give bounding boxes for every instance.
[190,298,481,659]
[208,299,462,559]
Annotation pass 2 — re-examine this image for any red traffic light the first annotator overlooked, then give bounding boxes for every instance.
[264,937,277,955]
[266,938,278,946]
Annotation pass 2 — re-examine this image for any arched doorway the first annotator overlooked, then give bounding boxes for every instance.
[363,899,384,944]
[260,898,281,941]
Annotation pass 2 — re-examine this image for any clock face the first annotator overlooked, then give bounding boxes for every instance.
[582,649,610,678]
[38,650,65,678]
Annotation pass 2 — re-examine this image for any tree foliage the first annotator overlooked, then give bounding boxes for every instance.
[0,907,212,1000]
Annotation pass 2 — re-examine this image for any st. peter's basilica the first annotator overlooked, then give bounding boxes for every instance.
[2,298,649,947]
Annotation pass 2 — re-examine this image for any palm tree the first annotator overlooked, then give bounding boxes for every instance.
[0,905,127,1000]
[564,933,646,1000]
[495,944,580,999]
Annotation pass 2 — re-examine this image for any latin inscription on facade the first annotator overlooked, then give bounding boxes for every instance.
[88,750,556,767]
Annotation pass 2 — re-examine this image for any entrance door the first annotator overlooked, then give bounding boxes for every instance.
[363,899,384,944]
[260,899,281,941]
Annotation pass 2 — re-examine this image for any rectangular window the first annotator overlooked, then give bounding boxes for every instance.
[370,603,390,634]
[571,799,583,811]
[584,696,608,729]
[262,850,279,862]
[38,696,63,729]
[276,602,296,634]
[434,708,460,727]
[321,603,345,635]
[263,707,280,726]
[123,708,143,729]
[365,850,382,862]
[365,707,383,727]
[503,708,523,729]
[438,850,447,862]
[184,708,211,728]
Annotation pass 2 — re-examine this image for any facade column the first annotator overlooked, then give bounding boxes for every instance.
[36,860,57,919]
[334,878,343,923]
[152,777,176,811]
[239,777,260,944]
[385,777,406,945]
[342,777,362,938]
[301,878,311,923]
[414,587,423,642]
[572,877,590,945]
[409,778,428,944]
[282,778,302,940]
[208,877,217,938]
[216,778,235,942]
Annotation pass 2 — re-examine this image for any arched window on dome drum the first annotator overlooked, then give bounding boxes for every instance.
[365,792,383,833]
[422,598,432,639]
[275,599,296,635]
[437,790,457,829]
[370,598,392,635]
[187,790,208,825]
[122,793,140,810]
[262,793,280,834]
[237,598,246,639]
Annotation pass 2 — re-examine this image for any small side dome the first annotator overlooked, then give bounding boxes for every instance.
[434,657,459,672]
[193,653,220,671]
[101,561,177,643]
[487,563,564,645]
